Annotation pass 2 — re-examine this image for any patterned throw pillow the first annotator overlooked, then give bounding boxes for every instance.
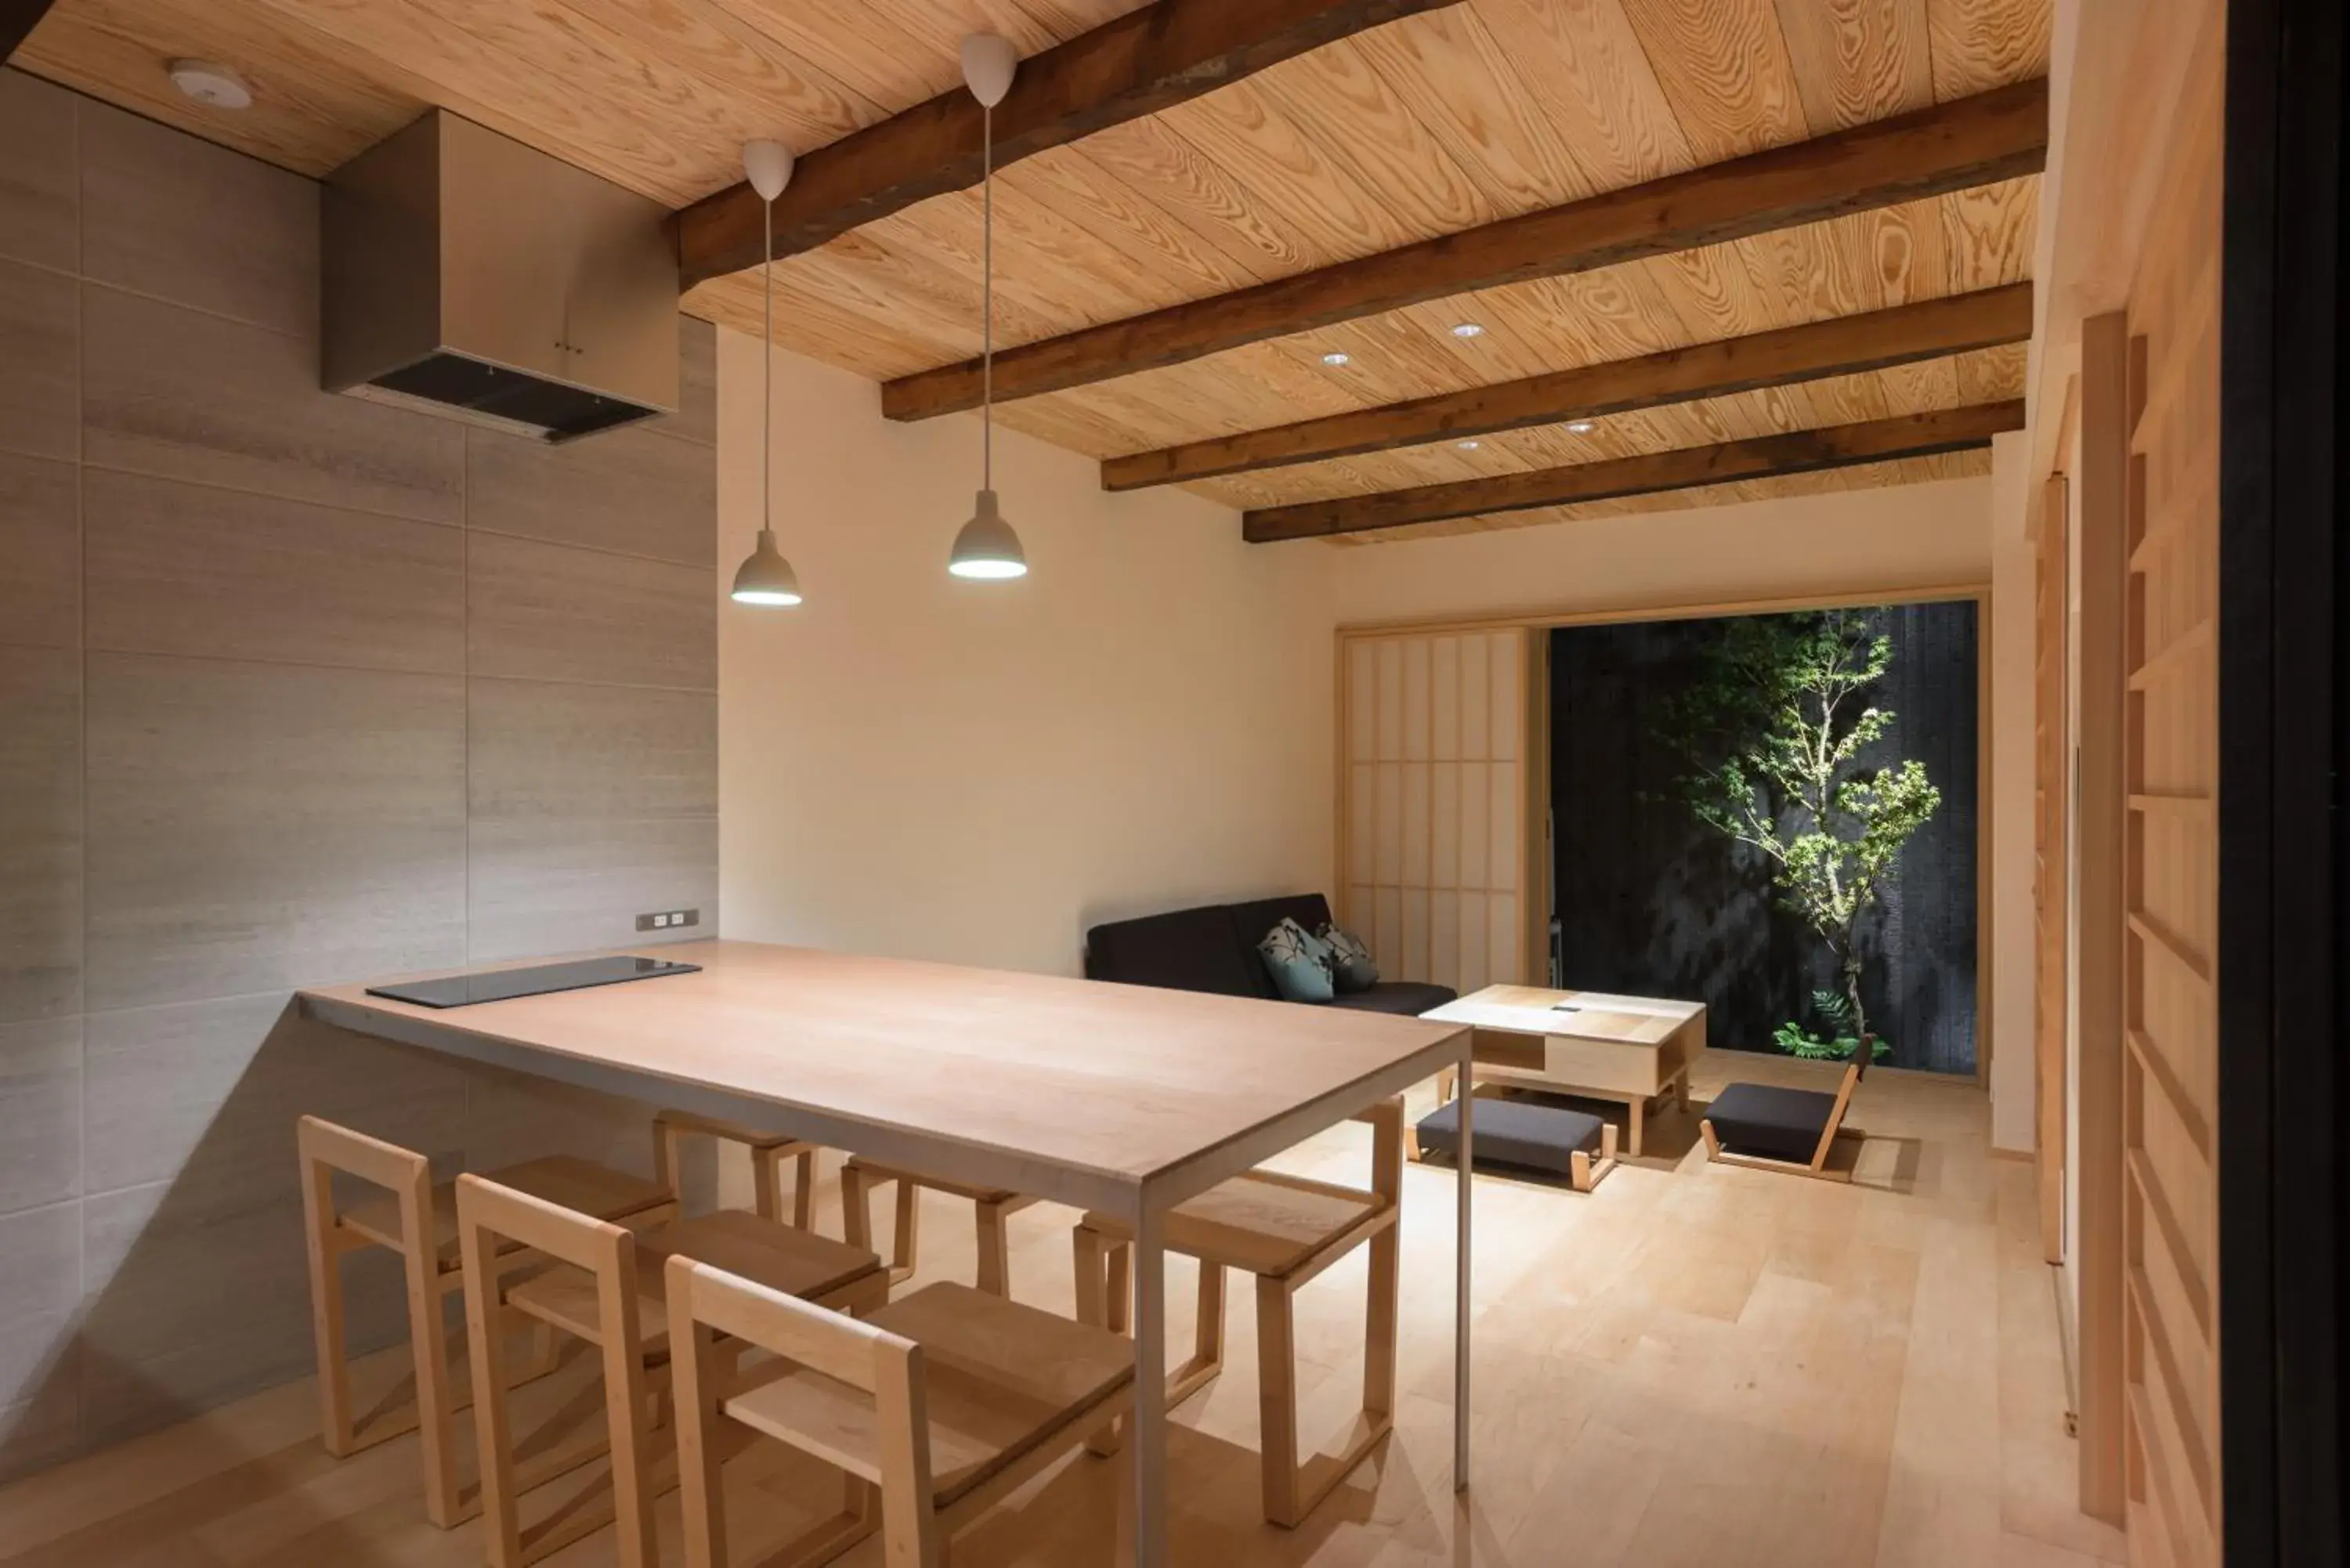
[1256,916,1336,1003]
[1318,922,1379,992]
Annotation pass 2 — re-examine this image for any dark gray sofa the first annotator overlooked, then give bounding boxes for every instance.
[1083,894,1455,1017]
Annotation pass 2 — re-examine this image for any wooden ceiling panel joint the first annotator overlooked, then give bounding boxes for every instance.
[1242,397,2026,540]
[672,0,1466,289]
[880,76,2050,419]
[1102,279,2033,488]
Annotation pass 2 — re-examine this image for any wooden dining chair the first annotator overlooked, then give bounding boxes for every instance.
[1071,1096,1404,1527]
[456,1123,887,1568]
[296,1115,676,1527]
[667,1255,1136,1568]
[653,1108,822,1230]
[1699,1046,1871,1180]
[837,1158,1039,1296]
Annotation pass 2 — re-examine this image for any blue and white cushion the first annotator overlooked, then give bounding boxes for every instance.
[1256,916,1336,1003]
[1317,922,1379,992]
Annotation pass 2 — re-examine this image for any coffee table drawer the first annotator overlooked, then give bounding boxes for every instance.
[1542,1034,1668,1097]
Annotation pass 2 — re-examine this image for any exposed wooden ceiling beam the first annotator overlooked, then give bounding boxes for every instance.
[1242,400,2026,542]
[673,0,1461,291]
[3,0,61,60]
[884,79,2049,421]
[1103,283,2034,490]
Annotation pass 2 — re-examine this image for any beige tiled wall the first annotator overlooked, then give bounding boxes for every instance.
[0,69,719,1476]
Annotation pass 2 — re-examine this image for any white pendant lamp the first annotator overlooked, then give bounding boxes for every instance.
[730,138,804,607]
[948,34,1028,582]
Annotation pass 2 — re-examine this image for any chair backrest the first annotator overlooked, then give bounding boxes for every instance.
[650,1107,804,1212]
[454,1173,638,1321]
[296,1115,432,1248]
[665,1254,935,1566]
[1808,1048,1871,1168]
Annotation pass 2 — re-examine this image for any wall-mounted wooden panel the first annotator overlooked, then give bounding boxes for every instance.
[0,1017,80,1215]
[78,98,317,337]
[465,423,718,569]
[466,533,718,690]
[0,258,78,464]
[81,653,470,1011]
[0,70,77,271]
[82,471,466,674]
[1338,625,1534,990]
[0,649,81,1026]
[2117,38,2221,1566]
[0,453,79,653]
[81,287,466,526]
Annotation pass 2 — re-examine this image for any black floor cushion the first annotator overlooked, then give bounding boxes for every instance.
[1415,1097,1603,1178]
[1705,1081,1838,1164]
[1325,981,1457,1016]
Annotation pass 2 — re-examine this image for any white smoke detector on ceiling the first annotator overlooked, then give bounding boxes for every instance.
[168,60,253,110]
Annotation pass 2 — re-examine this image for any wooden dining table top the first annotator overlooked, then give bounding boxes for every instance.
[298,938,1467,1212]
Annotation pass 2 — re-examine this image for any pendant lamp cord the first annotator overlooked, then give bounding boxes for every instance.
[761,191,774,540]
[982,102,994,491]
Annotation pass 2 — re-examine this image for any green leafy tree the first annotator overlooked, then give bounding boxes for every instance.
[1661,610,1940,1055]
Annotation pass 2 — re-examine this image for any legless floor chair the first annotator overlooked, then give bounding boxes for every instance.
[1070,1097,1404,1527]
[1700,1049,1871,1180]
[667,1255,1135,1568]
[297,1116,675,1527]
[457,1116,884,1568]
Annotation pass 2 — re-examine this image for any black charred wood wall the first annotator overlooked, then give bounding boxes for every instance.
[1548,600,1979,1075]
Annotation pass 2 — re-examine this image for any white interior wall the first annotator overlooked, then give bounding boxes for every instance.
[715,330,1336,977]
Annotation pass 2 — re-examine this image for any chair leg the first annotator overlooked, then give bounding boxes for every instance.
[791,1150,816,1231]
[672,1313,728,1568]
[1361,1224,1398,1422]
[841,1162,873,1252]
[974,1200,1012,1298]
[461,1228,525,1568]
[298,1153,356,1458]
[1071,1226,1125,1458]
[1170,1262,1225,1408]
[752,1147,781,1226]
[403,1217,462,1528]
[600,1308,659,1568]
[890,1176,920,1283]
[1256,1275,1301,1528]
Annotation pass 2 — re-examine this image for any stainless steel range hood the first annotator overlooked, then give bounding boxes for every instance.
[322,110,678,442]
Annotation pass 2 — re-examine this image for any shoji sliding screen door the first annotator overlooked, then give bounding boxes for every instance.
[1337,627,1544,993]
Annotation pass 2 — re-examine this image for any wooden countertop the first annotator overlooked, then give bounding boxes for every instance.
[298,939,1466,1213]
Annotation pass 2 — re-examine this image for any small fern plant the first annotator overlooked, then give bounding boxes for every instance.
[1770,990,1889,1061]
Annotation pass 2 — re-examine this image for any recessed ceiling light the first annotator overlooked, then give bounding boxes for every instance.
[1456,439,1481,451]
[168,60,253,110]
[1450,321,1484,338]
[1321,351,1350,367]
[1566,419,1596,434]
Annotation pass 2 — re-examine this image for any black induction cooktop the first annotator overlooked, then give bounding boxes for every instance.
[367,955,701,1009]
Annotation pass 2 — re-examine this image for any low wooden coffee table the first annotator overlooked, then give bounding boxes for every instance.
[1419,985,1706,1157]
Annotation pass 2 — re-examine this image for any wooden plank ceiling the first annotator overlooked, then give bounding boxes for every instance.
[20,0,2050,543]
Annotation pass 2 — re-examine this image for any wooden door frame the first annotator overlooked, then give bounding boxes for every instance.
[2034,472,2071,1266]
[1340,580,1995,1082]
[2217,0,2346,1558]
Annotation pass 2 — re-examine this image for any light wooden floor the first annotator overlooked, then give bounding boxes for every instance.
[0,1054,2126,1568]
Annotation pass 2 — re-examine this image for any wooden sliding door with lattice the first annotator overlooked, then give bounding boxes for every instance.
[1336,627,1543,995]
